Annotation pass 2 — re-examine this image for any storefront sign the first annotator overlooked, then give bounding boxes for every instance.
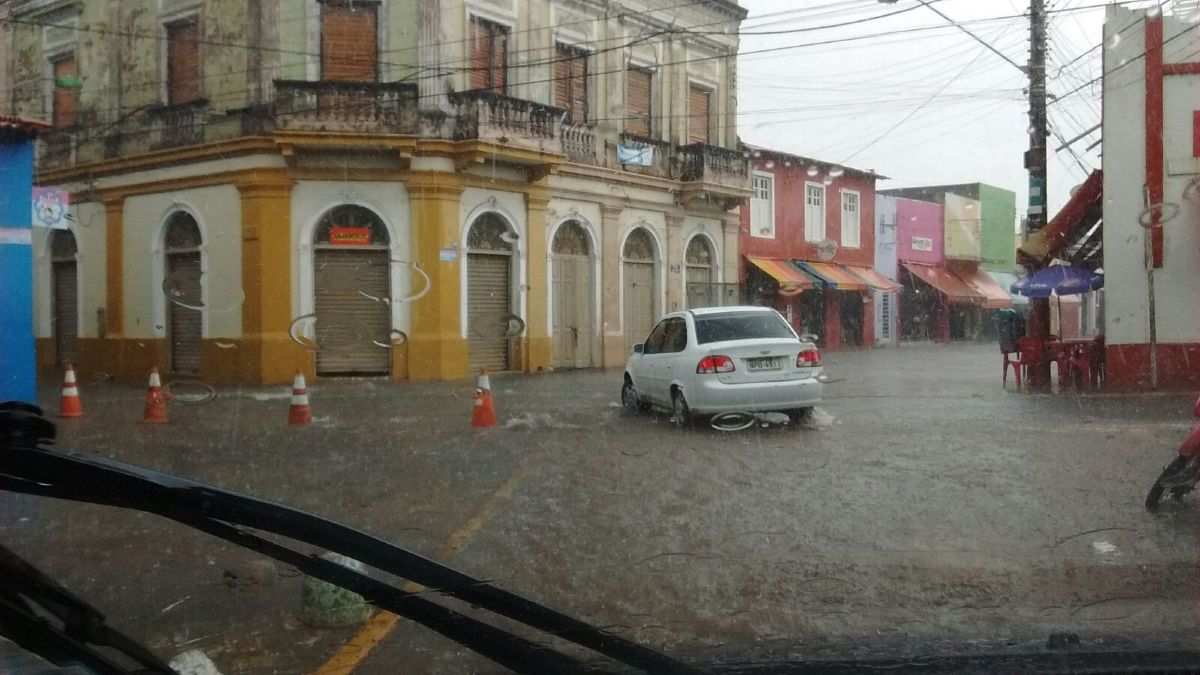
[32,188,69,230]
[911,236,933,252]
[329,226,371,246]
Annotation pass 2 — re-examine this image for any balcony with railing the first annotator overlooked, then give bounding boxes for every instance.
[678,142,750,186]
[561,123,598,165]
[448,90,565,157]
[273,80,418,134]
[37,127,78,172]
[610,133,675,179]
[147,100,209,149]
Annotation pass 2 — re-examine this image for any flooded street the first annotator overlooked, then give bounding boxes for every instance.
[6,343,1200,673]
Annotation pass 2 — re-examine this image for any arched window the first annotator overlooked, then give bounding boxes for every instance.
[552,221,590,256]
[314,205,390,248]
[685,236,717,309]
[49,229,77,261]
[165,212,202,251]
[467,213,513,253]
[686,236,713,267]
[622,227,656,261]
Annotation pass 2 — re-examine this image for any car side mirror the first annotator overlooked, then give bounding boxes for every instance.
[633,343,644,354]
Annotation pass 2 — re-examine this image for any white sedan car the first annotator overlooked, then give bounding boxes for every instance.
[621,306,823,426]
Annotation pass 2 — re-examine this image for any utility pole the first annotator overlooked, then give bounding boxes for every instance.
[1025,0,1053,387]
[1026,0,1048,232]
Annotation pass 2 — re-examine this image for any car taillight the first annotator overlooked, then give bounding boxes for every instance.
[797,348,822,367]
[697,355,735,374]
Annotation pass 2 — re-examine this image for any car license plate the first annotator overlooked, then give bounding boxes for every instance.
[747,357,781,371]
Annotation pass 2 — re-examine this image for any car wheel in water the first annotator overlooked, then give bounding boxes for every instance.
[1146,456,1190,511]
[671,390,692,429]
[621,379,642,416]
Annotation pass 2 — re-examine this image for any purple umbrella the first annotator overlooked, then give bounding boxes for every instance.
[1011,265,1103,298]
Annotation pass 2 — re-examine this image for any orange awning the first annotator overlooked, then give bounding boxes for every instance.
[844,265,901,292]
[952,267,1012,309]
[797,261,867,291]
[901,262,983,304]
[746,256,818,290]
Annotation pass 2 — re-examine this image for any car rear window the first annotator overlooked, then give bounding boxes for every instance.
[694,312,797,344]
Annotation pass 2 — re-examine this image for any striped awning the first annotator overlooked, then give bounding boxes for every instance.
[796,261,867,291]
[844,265,901,292]
[746,256,819,290]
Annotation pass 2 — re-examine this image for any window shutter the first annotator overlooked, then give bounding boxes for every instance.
[493,27,507,92]
[554,48,571,109]
[52,56,78,127]
[470,18,507,92]
[571,55,587,122]
[470,18,490,90]
[321,3,378,82]
[688,85,710,144]
[626,68,651,137]
[167,20,201,104]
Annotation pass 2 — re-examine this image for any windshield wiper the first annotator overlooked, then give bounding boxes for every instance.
[0,402,703,675]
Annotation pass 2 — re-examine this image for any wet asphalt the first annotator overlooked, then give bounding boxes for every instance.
[5,343,1200,674]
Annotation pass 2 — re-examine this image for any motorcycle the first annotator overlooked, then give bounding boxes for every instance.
[1145,395,1200,511]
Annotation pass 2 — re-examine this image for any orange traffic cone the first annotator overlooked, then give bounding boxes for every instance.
[58,362,83,418]
[142,367,168,424]
[288,372,312,426]
[471,369,497,428]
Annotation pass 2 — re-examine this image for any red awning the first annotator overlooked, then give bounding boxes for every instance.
[901,262,983,304]
[0,115,50,136]
[844,265,901,292]
[1019,170,1102,266]
[952,267,1012,309]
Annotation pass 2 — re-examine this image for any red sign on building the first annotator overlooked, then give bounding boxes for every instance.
[329,226,372,246]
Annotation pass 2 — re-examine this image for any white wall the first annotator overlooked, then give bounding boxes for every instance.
[32,201,106,339]
[291,181,414,337]
[123,186,243,339]
[1102,6,1200,345]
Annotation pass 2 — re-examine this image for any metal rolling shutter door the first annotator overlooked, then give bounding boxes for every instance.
[53,261,78,365]
[168,253,203,375]
[468,253,511,372]
[315,249,391,375]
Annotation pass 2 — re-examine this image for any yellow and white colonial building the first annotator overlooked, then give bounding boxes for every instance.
[9,0,749,384]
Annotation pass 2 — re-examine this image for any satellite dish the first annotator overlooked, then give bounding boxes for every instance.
[815,239,839,262]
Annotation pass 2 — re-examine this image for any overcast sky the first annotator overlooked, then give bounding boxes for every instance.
[733,0,1163,223]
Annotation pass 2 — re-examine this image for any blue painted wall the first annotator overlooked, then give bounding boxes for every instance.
[0,139,36,404]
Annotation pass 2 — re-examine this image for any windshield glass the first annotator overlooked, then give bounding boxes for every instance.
[3,0,1197,673]
[695,312,797,344]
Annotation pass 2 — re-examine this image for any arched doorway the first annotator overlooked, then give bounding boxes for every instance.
[49,229,78,366]
[551,220,594,368]
[684,235,716,309]
[622,228,658,349]
[466,213,514,372]
[313,205,392,375]
[163,212,203,375]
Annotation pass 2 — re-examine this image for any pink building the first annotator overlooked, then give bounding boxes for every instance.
[895,197,944,266]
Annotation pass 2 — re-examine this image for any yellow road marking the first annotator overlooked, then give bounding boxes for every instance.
[313,469,529,675]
